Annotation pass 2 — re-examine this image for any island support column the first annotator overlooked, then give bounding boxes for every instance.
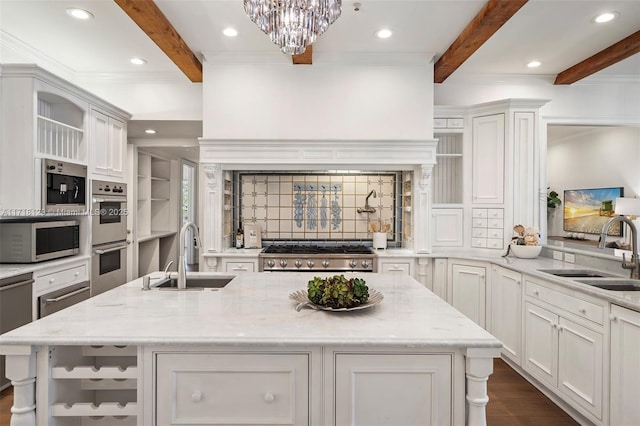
[465,347,499,426]
[2,345,36,426]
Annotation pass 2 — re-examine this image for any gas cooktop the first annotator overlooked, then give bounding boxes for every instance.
[262,245,373,255]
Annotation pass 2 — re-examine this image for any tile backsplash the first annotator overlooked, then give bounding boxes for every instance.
[231,171,407,245]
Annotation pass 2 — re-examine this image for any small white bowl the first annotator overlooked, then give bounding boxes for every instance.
[511,244,542,259]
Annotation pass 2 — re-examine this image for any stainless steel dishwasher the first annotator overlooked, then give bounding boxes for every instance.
[0,272,34,389]
[38,281,90,318]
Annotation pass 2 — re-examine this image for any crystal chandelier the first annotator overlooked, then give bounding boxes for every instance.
[244,0,342,55]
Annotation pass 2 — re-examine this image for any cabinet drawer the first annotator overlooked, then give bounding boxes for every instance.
[35,264,87,293]
[473,218,488,228]
[487,228,504,239]
[156,353,309,425]
[472,209,488,218]
[433,118,447,128]
[488,218,504,229]
[487,239,503,249]
[225,262,255,273]
[447,118,464,128]
[381,262,411,274]
[488,208,503,218]
[526,281,605,325]
[471,238,488,248]
[472,228,488,238]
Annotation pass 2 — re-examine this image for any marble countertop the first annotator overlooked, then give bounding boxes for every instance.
[0,272,501,349]
[0,255,90,280]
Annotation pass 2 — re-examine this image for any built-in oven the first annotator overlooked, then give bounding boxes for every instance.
[91,180,127,246]
[91,240,127,297]
[39,281,90,318]
[43,159,87,213]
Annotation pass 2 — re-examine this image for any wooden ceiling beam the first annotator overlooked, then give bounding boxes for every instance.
[554,30,640,85]
[113,0,203,82]
[434,0,528,83]
[292,45,313,65]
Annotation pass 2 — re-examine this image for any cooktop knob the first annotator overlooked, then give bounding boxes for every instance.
[294,260,302,268]
[266,259,275,268]
[280,259,288,267]
[322,260,330,268]
[307,260,315,268]
[349,259,357,268]
[361,260,370,268]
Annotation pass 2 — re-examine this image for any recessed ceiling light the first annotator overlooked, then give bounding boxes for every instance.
[593,12,618,23]
[130,58,147,65]
[376,29,393,39]
[527,60,542,68]
[223,27,238,37]
[66,8,93,20]
[144,129,157,134]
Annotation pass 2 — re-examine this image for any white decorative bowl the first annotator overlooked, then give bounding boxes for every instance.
[510,244,542,259]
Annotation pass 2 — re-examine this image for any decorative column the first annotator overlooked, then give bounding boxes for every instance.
[414,164,434,253]
[4,346,36,426]
[465,347,499,426]
[202,164,222,254]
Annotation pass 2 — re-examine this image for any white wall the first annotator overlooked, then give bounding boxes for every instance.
[202,54,434,140]
[435,75,640,123]
[547,126,640,242]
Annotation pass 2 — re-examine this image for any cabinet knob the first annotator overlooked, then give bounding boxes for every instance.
[74,272,79,276]
[578,308,587,314]
[551,323,557,328]
[533,290,539,296]
[609,314,618,322]
[263,392,275,403]
[516,280,521,285]
[191,390,202,402]
[558,325,564,331]
[49,278,55,283]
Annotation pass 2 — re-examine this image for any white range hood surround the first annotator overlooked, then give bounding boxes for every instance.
[199,139,438,254]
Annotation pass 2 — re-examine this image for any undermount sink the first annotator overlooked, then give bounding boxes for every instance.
[575,278,640,291]
[154,276,234,290]
[538,269,615,278]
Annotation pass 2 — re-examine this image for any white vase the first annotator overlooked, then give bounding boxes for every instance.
[372,232,387,250]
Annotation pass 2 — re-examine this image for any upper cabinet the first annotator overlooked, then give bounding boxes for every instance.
[0,65,130,213]
[90,108,127,181]
[472,113,505,205]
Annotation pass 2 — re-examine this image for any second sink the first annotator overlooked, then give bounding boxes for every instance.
[576,278,640,292]
[538,269,615,278]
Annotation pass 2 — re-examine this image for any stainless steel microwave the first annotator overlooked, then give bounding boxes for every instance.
[43,159,87,213]
[0,220,80,263]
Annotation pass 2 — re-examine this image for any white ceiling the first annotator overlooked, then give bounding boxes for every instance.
[2,0,638,78]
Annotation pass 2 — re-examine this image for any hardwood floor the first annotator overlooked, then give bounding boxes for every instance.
[0,359,579,426]
[487,359,579,425]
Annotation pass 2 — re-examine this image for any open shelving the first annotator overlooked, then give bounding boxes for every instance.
[36,93,86,163]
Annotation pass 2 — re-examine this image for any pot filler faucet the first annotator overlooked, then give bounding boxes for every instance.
[357,190,377,214]
[599,216,639,280]
[178,222,202,290]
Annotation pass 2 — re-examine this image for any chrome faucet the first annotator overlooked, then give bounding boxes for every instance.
[357,190,377,214]
[599,216,639,280]
[178,222,202,290]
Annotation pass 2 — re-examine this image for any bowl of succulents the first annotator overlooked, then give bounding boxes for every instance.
[289,275,383,312]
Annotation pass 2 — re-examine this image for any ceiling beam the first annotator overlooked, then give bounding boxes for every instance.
[292,45,313,65]
[554,30,640,85]
[113,0,203,82]
[434,0,528,83]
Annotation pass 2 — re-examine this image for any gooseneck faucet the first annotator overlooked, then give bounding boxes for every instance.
[357,189,377,214]
[178,222,202,290]
[599,216,639,280]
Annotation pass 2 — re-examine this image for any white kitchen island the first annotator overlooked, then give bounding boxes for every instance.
[1,272,501,426]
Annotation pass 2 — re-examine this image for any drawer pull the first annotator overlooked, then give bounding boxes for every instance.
[609,314,618,322]
[263,392,275,403]
[579,308,587,314]
[50,278,55,284]
[191,390,202,402]
[533,290,539,296]
[551,323,557,328]
[233,268,249,271]
[74,272,80,277]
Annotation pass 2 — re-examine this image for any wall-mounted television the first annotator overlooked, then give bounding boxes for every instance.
[563,187,624,236]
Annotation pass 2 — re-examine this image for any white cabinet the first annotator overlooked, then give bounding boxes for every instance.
[472,113,504,204]
[490,266,522,365]
[223,259,258,273]
[379,259,412,274]
[155,352,309,425]
[134,151,179,277]
[609,304,640,426]
[432,258,448,299]
[334,353,452,426]
[471,208,504,249]
[524,277,605,423]
[90,109,126,180]
[432,208,463,247]
[447,260,487,327]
